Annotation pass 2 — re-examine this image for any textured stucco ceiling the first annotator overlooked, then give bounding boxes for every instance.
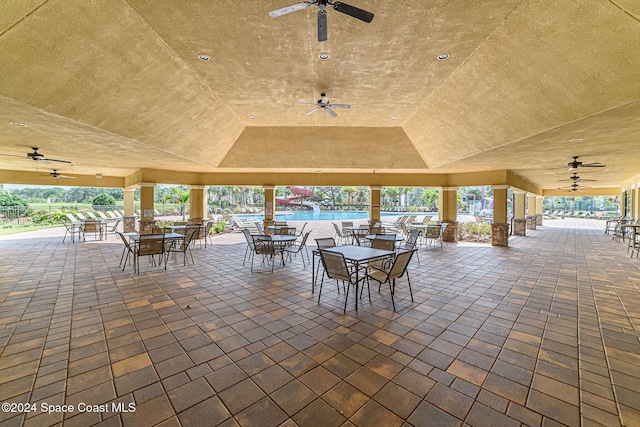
[1,0,639,191]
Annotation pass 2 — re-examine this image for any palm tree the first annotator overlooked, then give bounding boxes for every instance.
[342,187,358,211]
[169,187,190,220]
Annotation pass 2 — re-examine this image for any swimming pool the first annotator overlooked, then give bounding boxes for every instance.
[236,211,442,222]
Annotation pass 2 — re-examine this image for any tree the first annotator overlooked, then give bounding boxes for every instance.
[92,193,116,208]
[0,193,30,219]
[168,187,190,220]
[341,187,358,211]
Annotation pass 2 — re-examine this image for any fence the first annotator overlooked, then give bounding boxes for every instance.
[0,206,31,225]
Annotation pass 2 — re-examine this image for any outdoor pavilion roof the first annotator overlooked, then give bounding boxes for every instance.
[0,1,639,194]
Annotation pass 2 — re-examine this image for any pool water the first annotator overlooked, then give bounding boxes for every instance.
[237,211,440,222]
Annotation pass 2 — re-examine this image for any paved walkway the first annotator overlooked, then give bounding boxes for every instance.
[0,219,638,426]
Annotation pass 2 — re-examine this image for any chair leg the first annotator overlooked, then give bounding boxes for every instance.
[389,279,396,311]
[343,280,350,313]
[407,272,414,303]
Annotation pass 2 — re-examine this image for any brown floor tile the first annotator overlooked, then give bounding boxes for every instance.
[292,398,346,427]
[271,380,317,416]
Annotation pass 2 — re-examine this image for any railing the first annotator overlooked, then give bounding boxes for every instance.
[0,206,30,225]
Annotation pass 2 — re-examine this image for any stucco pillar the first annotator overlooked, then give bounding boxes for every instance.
[139,183,156,234]
[369,186,381,222]
[621,190,628,217]
[491,185,509,247]
[526,193,537,230]
[512,190,526,236]
[189,185,207,223]
[536,195,544,226]
[438,187,458,242]
[263,185,275,229]
[123,187,137,233]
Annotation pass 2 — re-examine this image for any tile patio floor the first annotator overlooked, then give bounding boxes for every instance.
[0,219,639,426]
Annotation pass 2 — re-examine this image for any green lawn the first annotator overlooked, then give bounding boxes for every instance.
[0,224,61,236]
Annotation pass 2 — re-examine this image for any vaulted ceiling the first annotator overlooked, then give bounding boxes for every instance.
[1,0,640,192]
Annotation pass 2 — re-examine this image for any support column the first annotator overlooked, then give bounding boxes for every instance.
[512,190,526,236]
[634,184,640,219]
[188,185,207,225]
[491,185,509,247]
[536,195,544,226]
[263,185,276,229]
[438,187,458,242]
[123,187,137,233]
[369,186,381,223]
[526,193,537,230]
[139,183,156,234]
[621,190,627,218]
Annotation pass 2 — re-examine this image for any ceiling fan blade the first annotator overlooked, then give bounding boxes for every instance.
[317,10,327,41]
[329,104,350,109]
[41,157,72,164]
[59,175,76,179]
[269,2,311,18]
[305,107,319,116]
[325,107,338,117]
[581,163,605,167]
[296,102,318,105]
[332,2,374,23]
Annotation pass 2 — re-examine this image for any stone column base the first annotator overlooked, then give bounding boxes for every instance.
[442,221,458,242]
[512,218,526,236]
[123,216,136,233]
[526,216,537,230]
[139,220,156,235]
[492,223,509,246]
[536,214,543,226]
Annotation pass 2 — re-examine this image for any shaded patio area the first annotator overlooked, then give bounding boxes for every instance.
[0,221,639,426]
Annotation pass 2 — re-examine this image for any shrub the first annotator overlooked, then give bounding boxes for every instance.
[457,222,492,243]
[214,220,226,233]
[92,193,116,208]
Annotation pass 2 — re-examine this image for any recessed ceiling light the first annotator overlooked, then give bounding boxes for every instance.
[437,53,450,60]
[95,173,103,179]
[198,54,211,61]
[569,138,584,142]
[318,53,330,60]
[390,116,397,121]
[10,122,27,127]
[249,115,256,120]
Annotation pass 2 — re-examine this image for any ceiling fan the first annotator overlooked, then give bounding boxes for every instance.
[558,183,588,192]
[269,0,374,42]
[298,93,350,117]
[44,169,76,179]
[559,173,597,183]
[0,147,72,164]
[567,156,605,171]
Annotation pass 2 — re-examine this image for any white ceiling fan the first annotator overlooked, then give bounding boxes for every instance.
[298,93,350,117]
[269,0,374,42]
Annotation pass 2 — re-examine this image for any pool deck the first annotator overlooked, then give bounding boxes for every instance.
[0,218,639,426]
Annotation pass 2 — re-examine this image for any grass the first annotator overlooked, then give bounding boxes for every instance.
[0,223,61,236]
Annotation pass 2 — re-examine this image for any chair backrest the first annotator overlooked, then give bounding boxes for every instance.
[82,220,101,232]
[174,221,187,226]
[333,223,341,235]
[371,238,395,251]
[152,225,164,234]
[255,222,264,234]
[277,227,296,236]
[400,222,410,237]
[202,221,214,236]
[369,226,382,235]
[341,221,353,228]
[109,218,121,231]
[138,234,164,256]
[75,212,87,220]
[96,211,109,219]
[242,229,256,250]
[406,229,421,246]
[86,212,97,219]
[274,220,288,226]
[300,230,311,246]
[439,222,448,237]
[117,232,133,251]
[297,222,307,236]
[253,235,275,254]
[388,249,415,280]
[315,237,336,249]
[319,250,352,282]
[65,213,78,222]
[180,227,199,249]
